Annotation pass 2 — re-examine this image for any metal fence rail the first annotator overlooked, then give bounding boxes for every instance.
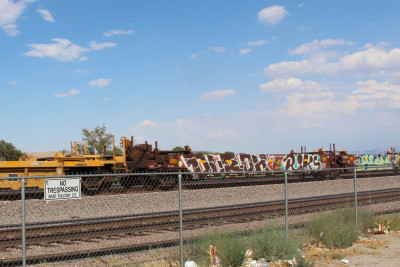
[0,165,399,266]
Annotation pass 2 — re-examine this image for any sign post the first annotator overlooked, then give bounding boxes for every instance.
[44,178,81,201]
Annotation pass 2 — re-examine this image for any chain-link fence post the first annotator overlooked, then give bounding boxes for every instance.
[284,170,288,239]
[178,172,184,267]
[353,167,358,226]
[21,176,27,267]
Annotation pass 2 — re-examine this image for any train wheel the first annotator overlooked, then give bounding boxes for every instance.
[120,177,133,189]
[312,171,326,180]
[100,181,113,191]
[81,176,102,193]
[326,170,339,180]
[142,176,158,190]
[120,176,142,189]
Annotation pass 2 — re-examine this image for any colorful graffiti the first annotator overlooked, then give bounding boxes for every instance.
[396,155,400,165]
[280,153,322,171]
[179,151,398,174]
[179,152,323,173]
[356,154,392,170]
[179,154,279,173]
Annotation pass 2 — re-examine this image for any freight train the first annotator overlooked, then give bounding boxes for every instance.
[0,136,398,192]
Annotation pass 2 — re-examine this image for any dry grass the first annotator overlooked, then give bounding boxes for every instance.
[302,236,387,262]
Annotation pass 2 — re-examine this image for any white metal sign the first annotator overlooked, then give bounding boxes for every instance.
[44,178,81,201]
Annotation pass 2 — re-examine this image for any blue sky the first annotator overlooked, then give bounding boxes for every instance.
[1,0,400,154]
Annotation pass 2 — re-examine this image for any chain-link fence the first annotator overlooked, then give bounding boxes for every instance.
[0,165,399,266]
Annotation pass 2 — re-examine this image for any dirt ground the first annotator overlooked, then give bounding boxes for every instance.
[45,231,399,267]
[304,231,400,267]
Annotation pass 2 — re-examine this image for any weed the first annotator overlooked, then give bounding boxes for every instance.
[251,223,299,261]
[388,214,400,231]
[332,252,343,260]
[184,230,247,267]
[307,207,374,249]
[357,208,376,234]
[294,255,315,267]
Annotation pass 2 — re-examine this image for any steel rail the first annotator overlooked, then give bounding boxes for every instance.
[1,188,400,247]
[0,188,400,266]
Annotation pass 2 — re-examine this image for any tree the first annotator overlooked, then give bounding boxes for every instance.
[81,125,114,155]
[0,140,26,160]
[172,146,185,152]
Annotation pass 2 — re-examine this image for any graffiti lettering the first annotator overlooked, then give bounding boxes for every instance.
[179,154,279,173]
[356,154,392,170]
[280,154,322,171]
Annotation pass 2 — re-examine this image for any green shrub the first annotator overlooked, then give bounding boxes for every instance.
[184,231,247,267]
[357,209,376,234]
[332,253,343,260]
[388,214,400,231]
[307,207,374,249]
[294,255,315,267]
[251,223,299,261]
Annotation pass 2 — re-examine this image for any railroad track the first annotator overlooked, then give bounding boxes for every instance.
[1,187,400,266]
[1,171,398,200]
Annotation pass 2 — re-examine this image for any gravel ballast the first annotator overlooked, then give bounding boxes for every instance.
[0,176,399,225]
[0,176,399,265]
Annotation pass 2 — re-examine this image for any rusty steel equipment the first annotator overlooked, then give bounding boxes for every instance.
[0,137,192,192]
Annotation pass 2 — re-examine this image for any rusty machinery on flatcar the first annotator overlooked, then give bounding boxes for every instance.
[0,137,192,192]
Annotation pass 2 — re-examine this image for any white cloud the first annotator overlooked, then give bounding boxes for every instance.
[265,44,400,78]
[89,41,117,50]
[0,0,35,36]
[295,26,310,31]
[103,29,134,37]
[79,56,88,61]
[209,46,226,53]
[260,77,323,94]
[353,80,400,108]
[256,77,400,131]
[198,89,236,100]
[289,39,353,57]
[24,38,86,61]
[8,80,18,85]
[190,53,199,59]
[240,48,251,55]
[131,118,200,146]
[139,120,157,126]
[284,96,334,121]
[248,40,267,47]
[206,129,236,138]
[138,118,185,127]
[240,40,267,55]
[89,78,111,88]
[53,89,80,97]
[258,5,289,26]
[2,23,19,36]
[24,38,117,61]
[74,69,90,75]
[172,118,185,125]
[191,46,228,59]
[37,8,54,22]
